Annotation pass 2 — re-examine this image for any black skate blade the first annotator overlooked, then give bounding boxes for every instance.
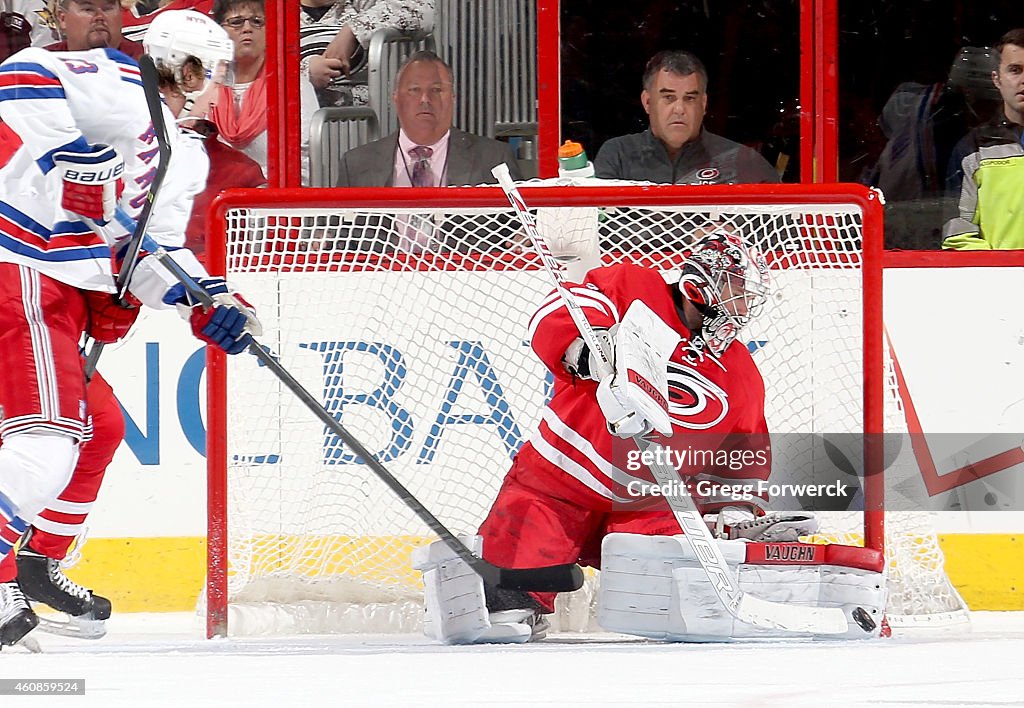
[490,562,585,592]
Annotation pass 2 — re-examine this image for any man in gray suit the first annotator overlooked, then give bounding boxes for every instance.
[336,50,522,187]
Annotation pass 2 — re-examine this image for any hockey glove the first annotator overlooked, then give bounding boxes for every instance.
[83,290,141,344]
[596,378,657,438]
[595,302,680,438]
[562,326,615,381]
[164,277,262,355]
[52,143,125,223]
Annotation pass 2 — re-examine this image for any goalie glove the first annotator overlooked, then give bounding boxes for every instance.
[562,326,615,380]
[596,301,680,438]
[163,277,262,355]
[52,143,125,223]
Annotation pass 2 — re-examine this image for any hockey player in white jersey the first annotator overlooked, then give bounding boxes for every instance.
[0,12,251,649]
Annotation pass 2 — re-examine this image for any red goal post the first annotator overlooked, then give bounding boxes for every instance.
[203,182,896,638]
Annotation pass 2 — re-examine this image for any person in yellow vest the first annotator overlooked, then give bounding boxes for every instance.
[942,29,1024,250]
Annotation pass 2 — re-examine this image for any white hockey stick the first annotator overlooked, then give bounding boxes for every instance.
[491,163,853,635]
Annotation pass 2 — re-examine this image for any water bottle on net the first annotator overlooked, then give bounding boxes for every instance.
[557,140,595,178]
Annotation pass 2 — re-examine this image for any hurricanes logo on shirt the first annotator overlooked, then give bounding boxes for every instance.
[665,362,728,430]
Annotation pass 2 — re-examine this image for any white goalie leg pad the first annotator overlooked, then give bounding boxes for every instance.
[597,533,886,641]
[411,536,490,644]
[597,533,747,641]
[412,538,541,645]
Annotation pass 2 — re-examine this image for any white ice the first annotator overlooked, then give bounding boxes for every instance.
[1,612,1022,707]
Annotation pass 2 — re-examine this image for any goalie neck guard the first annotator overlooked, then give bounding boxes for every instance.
[143,10,235,90]
[677,231,769,356]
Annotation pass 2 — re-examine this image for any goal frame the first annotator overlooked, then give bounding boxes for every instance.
[203,182,885,639]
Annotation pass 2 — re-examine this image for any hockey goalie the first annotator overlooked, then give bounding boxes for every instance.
[414,229,887,643]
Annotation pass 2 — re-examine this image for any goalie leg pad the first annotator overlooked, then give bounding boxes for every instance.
[596,533,886,641]
[412,537,541,645]
[412,536,490,644]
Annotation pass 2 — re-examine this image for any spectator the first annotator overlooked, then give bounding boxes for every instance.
[594,50,780,184]
[209,0,318,184]
[47,0,143,58]
[300,0,434,109]
[155,49,267,261]
[336,49,522,187]
[942,29,1024,250]
[0,2,60,62]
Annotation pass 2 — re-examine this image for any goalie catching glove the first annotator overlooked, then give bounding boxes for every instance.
[595,301,680,438]
[163,277,262,354]
[52,143,125,223]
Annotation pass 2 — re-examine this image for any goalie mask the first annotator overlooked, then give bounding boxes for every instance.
[677,231,769,356]
[143,10,235,91]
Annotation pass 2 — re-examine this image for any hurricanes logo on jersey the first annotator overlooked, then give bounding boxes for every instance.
[665,362,729,430]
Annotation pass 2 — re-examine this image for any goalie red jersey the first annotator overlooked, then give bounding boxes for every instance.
[524,262,769,508]
[479,261,772,610]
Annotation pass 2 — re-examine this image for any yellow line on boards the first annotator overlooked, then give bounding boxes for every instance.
[60,534,1021,613]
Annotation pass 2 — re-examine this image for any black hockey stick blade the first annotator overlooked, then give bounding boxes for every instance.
[486,563,585,593]
[142,251,585,594]
[84,53,171,380]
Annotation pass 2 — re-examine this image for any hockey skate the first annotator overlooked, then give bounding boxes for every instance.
[478,609,550,643]
[481,586,551,643]
[16,547,111,639]
[0,580,41,651]
[711,508,820,543]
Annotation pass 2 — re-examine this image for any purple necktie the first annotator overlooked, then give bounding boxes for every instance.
[410,146,434,187]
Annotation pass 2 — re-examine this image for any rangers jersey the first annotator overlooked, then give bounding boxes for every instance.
[0,47,206,305]
[521,262,770,509]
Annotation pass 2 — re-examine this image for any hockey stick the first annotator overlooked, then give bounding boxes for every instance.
[108,212,583,594]
[491,163,852,634]
[83,54,170,380]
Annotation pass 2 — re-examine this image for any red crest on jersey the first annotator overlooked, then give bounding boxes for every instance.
[666,362,729,430]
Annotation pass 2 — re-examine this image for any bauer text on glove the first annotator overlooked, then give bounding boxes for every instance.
[52,143,125,223]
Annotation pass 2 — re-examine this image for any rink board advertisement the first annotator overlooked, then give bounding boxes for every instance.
[73,266,1023,611]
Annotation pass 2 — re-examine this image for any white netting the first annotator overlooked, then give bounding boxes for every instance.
[213,182,967,635]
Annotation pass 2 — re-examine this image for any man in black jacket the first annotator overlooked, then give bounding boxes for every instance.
[595,50,779,185]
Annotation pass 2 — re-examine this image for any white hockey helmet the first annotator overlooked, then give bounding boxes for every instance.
[677,230,770,356]
[143,10,235,88]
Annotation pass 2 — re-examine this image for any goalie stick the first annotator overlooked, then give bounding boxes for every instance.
[107,212,584,595]
[491,163,854,635]
[83,53,170,380]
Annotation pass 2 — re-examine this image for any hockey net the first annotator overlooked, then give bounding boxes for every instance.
[205,181,968,636]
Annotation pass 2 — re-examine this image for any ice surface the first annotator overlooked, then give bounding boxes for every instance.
[1,612,1021,707]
